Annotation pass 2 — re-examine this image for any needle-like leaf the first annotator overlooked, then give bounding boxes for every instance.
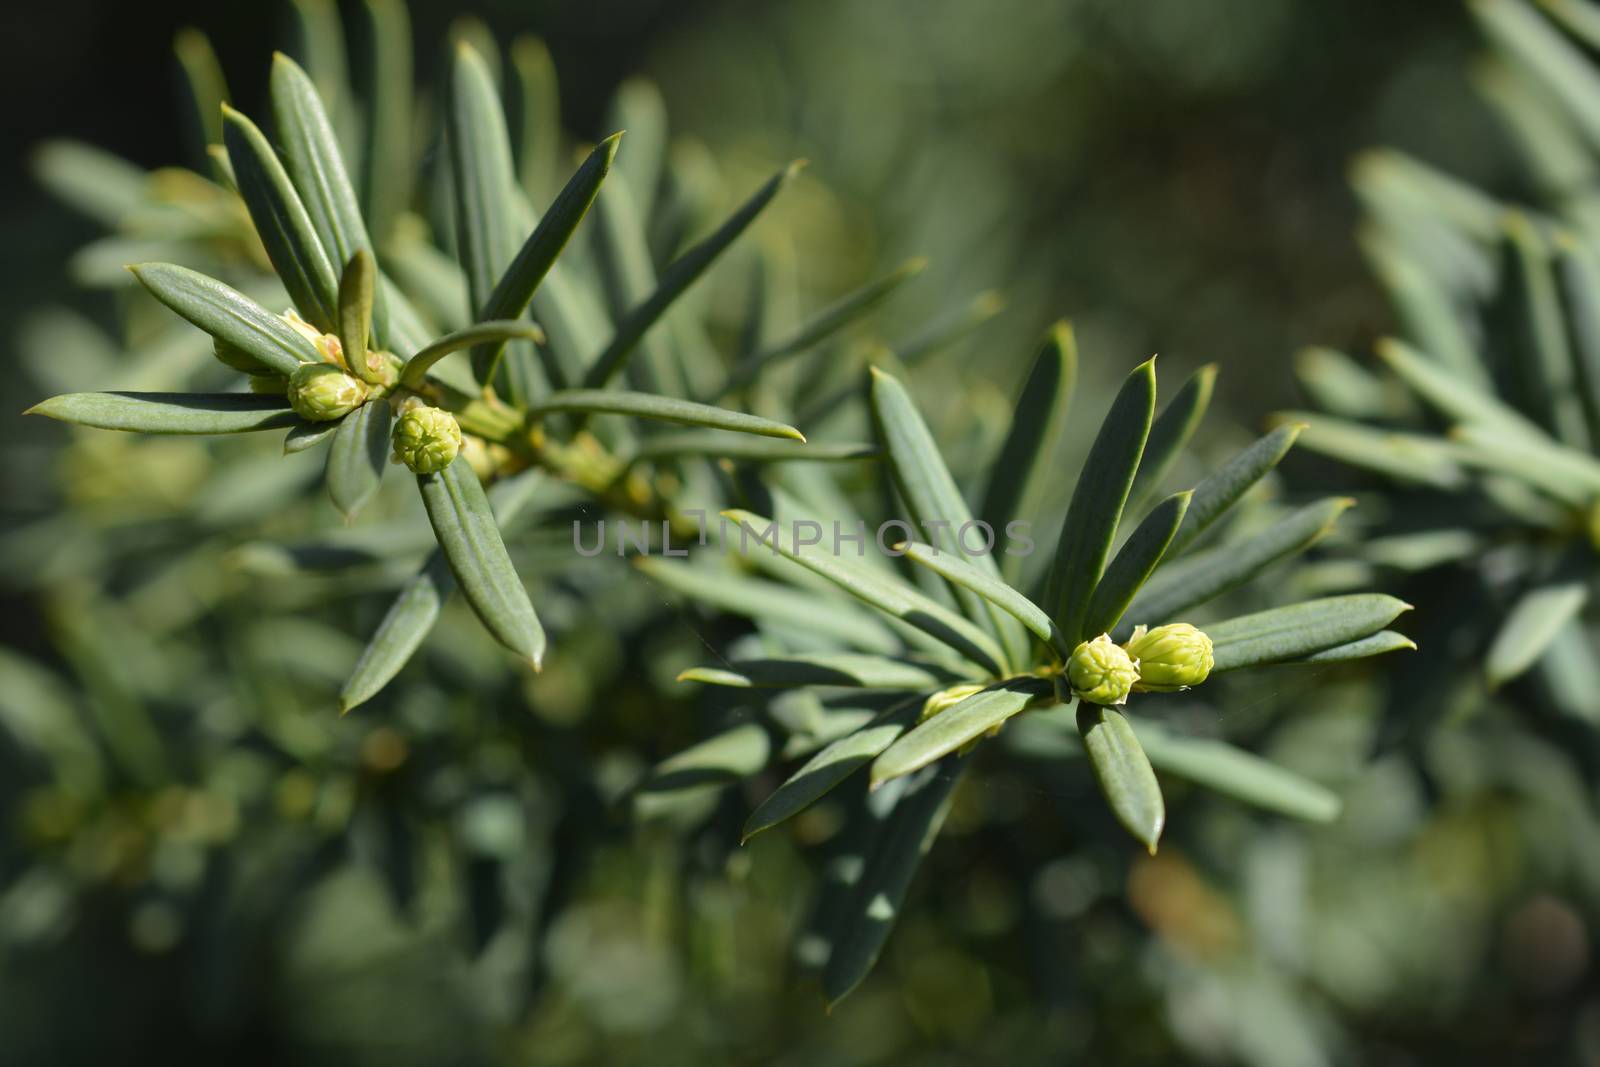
[629,433,877,463]
[1376,336,1548,439]
[511,36,561,202]
[1207,594,1413,671]
[358,0,413,239]
[743,701,920,841]
[222,103,340,330]
[634,558,901,655]
[128,262,319,377]
[1124,496,1353,627]
[1135,723,1341,823]
[336,251,378,383]
[979,322,1077,539]
[1078,703,1164,853]
[871,681,1044,787]
[1048,358,1156,644]
[531,391,802,439]
[871,366,1029,667]
[340,472,546,713]
[476,133,621,384]
[417,458,545,668]
[399,321,546,389]
[678,654,958,690]
[285,419,341,453]
[1130,364,1215,508]
[447,42,532,388]
[897,541,1061,651]
[1272,412,1466,490]
[718,259,928,396]
[1167,423,1303,556]
[269,54,374,280]
[27,392,298,434]
[583,162,804,388]
[1083,490,1191,638]
[719,509,1007,675]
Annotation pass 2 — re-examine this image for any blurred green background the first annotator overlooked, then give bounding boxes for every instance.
[8,1,1600,1065]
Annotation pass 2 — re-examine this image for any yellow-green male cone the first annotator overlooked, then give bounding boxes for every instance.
[392,402,462,474]
[1124,623,1213,692]
[287,363,368,421]
[1067,634,1139,706]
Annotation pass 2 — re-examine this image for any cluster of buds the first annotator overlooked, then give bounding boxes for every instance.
[391,398,462,475]
[207,306,472,476]
[287,363,370,421]
[1066,623,1213,707]
[214,309,402,423]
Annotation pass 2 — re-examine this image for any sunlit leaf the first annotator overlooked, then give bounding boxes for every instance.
[511,35,561,202]
[871,366,1028,666]
[222,103,339,329]
[417,458,545,667]
[1130,364,1214,507]
[477,133,620,385]
[399,321,545,388]
[1168,423,1303,555]
[634,558,901,655]
[531,391,802,439]
[336,251,378,383]
[979,321,1077,570]
[1207,594,1413,671]
[129,262,319,377]
[1272,411,1465,490]
[720,509,1006,675]
[1048,358,1156,645]
[897,541,1059,654]
[1078,704,1164,852]
[583,162,803,388]
[1376,336,1547,439]
[28,392,297,435]
[719,259,927,396]
[630,433,877,463]
[1084,491,1190,638]
[269,54,373,285]
[1126,497,1353,626]
[340,472,545,712]
[871,681,1043,787]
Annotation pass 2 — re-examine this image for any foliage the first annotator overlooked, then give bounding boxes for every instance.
[1290,0,1600,731]
[644,344,1408,1002]
[1,0,1484,1061]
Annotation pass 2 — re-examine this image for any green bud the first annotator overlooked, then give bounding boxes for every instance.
[280,309,346,367]
[919,682,987,723]
[286,363,368,421]
[213,338,269,375]
[1067,634,1138,707]
[363,349,401,390]
[391,403,462,474]
[1124,623,1213,692]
